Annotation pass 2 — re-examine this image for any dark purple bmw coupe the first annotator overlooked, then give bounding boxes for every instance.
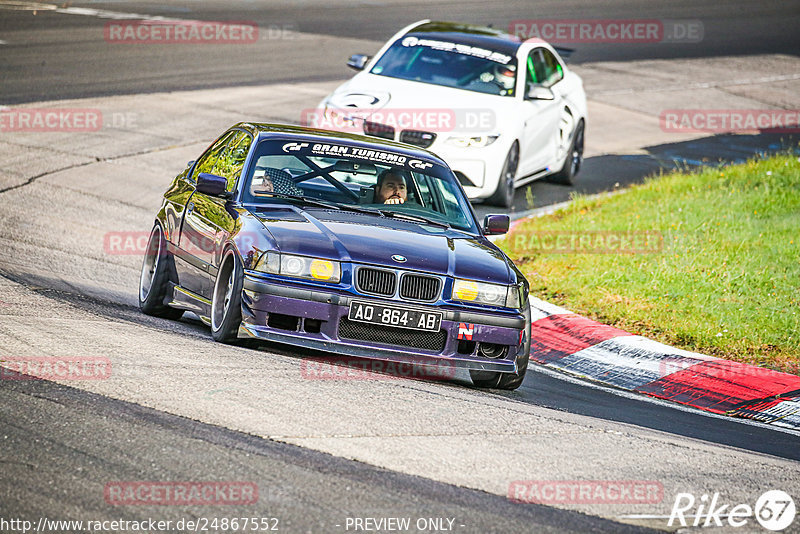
[139,123,531,389]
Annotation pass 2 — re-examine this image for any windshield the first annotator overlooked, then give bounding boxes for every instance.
[369,35,518,97]
[242,139,479,233]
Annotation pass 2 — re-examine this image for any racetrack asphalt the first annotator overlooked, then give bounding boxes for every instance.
[1,0,799,104]
[1,376,659,534]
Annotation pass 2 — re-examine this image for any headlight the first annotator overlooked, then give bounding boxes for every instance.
[445,135,499,148]
[255,252,341,283]
[325,105,359,126]
[452,278,519,308]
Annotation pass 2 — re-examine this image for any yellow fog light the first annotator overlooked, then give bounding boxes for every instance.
[453,279,479,301]
[310,259,335,280]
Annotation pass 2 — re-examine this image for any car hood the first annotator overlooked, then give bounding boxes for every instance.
[249,206,512,284]
[326,73,519,134]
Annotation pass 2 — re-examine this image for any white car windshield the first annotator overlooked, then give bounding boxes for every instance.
[370,35,518,97]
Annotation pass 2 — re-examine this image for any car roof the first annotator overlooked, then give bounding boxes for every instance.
[233,122,448,167]
[404,21,521,57]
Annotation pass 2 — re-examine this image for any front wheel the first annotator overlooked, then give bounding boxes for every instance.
[470,307,531,390]
[470,340,530,389]
[139,224,183,320]
[211,250,244,343]
[487,142,519,208]
[469,360,528,390]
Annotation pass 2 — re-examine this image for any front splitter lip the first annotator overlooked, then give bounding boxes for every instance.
[238,324,518,374]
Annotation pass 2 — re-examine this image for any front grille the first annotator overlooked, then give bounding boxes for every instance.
[364,120,395,140]
[399,274,441,302]
[338,318,447,352]
[356,267,396,296]
[400,130,436,148]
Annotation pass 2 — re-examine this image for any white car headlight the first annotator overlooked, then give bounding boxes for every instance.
[255,252,341,283]
[452,278,520,308]
[320,105,362,130]
[445,135,499,148]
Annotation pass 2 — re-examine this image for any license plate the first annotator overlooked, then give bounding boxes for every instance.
[348,301,442,332]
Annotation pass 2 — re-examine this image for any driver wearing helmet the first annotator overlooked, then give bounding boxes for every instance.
[493,63,516,94]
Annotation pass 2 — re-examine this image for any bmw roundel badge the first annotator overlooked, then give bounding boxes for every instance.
[391,254,407,263]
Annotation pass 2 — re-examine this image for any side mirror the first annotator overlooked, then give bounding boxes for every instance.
[196,173,231,198]
[346,54,371,71]
[483,214,510,235]
[525,86,555,101]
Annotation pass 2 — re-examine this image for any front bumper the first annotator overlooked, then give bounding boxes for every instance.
[425,140,510,200]
[240,274,527,374]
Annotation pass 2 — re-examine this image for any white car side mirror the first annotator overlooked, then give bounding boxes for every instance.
[346,54,371,71]
[526,86,555,101]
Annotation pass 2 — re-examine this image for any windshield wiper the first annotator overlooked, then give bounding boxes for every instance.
[258,194,451,229]
[330,203,384,216]
[260,193,387,218]
[377,210,451,229]
[258,193,343,211]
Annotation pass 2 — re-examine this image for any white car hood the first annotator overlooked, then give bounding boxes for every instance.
[326,73,518,134]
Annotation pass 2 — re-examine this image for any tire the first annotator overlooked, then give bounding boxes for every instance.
[486,142,519,208]
[139,224,184,320]
[211,249,243,343]
[550,118,584,186]
[469,306,531,390]
[469,350,528,390]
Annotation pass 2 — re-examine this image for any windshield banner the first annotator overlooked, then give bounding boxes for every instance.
[280,141,437,171]
[400,36,513,65]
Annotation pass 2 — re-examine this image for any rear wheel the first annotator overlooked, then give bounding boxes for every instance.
[211,250,243,343]
[487,142,519,208]
[550,118,584,186]
[139,224,183,320]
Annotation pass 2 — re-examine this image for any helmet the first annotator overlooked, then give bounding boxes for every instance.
[494,63,517,90]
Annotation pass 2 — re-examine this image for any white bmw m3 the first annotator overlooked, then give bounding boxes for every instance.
[312,20,587,207]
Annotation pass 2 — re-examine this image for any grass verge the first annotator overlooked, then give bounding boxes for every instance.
[497,152,800,373]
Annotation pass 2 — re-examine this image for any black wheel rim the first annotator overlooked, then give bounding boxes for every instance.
[504,145,519,202]
[570,126,584,176]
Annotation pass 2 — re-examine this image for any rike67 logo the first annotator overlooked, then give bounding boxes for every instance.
[669,490,796,531]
